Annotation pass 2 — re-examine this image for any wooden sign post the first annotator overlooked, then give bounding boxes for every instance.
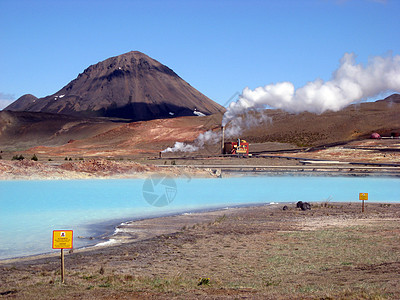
[359,193,368,213]
[52,230,73,283]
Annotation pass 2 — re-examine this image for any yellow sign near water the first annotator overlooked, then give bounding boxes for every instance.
[52,230,73,249]
[359,193,368,201]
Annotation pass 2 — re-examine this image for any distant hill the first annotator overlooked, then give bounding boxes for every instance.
[243,93,400,147]
[5,51,225,121]
[0,110,121,151]
[6,94,38,111]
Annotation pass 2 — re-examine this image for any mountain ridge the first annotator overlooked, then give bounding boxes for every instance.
[5,51,225,121]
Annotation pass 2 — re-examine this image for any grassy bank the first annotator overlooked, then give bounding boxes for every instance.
[1,203,399,299]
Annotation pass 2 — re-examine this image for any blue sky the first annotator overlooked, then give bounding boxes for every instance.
[1,0,399,109]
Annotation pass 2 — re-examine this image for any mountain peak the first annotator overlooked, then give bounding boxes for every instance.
[80,51,178,81]
[6,51,224,121]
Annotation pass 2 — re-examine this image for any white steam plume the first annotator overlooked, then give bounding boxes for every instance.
[223,52,400,125]
[162,142,199,153]
[224,111,272,137]
[161,130,221,153]
[164,52,400,153]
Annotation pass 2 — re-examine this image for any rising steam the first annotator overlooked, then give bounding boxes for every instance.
[162,142,199,153]
[223,52,400,125]
[164,52,400,153]
[162,130,221,153]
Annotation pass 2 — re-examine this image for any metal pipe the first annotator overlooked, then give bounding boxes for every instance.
[221,126,225,154]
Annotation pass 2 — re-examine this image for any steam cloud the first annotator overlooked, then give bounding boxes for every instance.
[164,52,400,153]
[223,53,400,125]
[162,142,199,153]
[162,130,221,153]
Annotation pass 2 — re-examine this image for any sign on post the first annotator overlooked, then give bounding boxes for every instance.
[52,230,73,284]
[359,193,368,212]
[52,230,73,249]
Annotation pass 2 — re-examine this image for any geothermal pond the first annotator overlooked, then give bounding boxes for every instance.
[1,176,400,260]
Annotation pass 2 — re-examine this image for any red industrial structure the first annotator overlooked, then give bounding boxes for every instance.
[223,139,249,156]
[221,126,250,156]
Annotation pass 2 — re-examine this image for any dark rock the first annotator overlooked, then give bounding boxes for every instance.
[300,202,311,211]
[282,205,288,211]
[0,290,17,296]
[296,201,303,208]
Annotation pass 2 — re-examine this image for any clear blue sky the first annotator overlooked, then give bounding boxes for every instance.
[1,0,399,109]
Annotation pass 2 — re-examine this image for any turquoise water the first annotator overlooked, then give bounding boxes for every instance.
[1,176,399,260]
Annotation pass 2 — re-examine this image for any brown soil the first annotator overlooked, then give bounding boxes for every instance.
[0,159,218,180]
[0,110,121,151]
[1,203,399,299]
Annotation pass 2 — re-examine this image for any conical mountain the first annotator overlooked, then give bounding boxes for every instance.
[6,94,38,111]
[6,51,225,121]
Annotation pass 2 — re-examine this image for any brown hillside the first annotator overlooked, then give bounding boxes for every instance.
[241,94,400,147]
[2,95,399,159]
[0,110,121,151]
[22,114,222,158]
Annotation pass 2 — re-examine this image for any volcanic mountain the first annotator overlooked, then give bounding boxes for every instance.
[5,51,225,121]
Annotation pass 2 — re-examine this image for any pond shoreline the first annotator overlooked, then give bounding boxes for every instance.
[1,176,400,261]
[1,158,400,180]
[0,202,276,263]
[1,202,399,299]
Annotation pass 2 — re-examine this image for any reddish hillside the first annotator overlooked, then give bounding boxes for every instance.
[2,95,399,160]
[23,114,222,158]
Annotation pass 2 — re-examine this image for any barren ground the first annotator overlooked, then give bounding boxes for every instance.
[273,139,400,164]
[0,159,218,180]
[1,203,399,299]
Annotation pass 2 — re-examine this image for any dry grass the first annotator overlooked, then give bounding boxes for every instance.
[1,203,399,299]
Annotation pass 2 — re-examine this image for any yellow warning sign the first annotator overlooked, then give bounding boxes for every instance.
[359,193,368,201]
[52,230,73,249]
